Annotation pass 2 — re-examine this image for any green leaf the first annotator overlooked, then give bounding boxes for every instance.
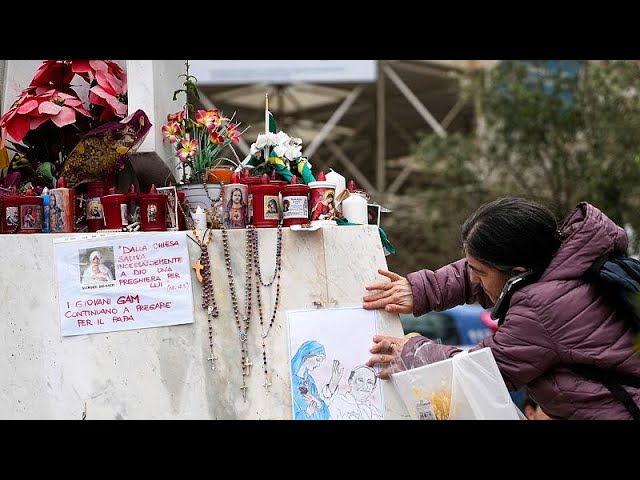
[36,162,55,183]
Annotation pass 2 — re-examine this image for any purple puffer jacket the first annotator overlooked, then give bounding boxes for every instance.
[403,202,640,420]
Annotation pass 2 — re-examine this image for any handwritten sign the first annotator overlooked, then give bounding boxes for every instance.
[54,232,194,336]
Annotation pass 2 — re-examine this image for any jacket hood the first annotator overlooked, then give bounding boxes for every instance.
[542,202,628,282]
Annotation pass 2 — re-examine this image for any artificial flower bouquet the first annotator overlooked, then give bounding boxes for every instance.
[0,60,147,192]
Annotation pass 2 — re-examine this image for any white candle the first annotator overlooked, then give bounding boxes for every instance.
[264,94,270,162]
[192,205,207,229]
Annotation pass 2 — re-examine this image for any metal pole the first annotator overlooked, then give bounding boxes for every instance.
[303,85,363,159]
[376,60,386,193]
[383,63,447,138]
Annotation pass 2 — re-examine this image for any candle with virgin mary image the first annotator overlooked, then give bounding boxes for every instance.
[308,181,338,226]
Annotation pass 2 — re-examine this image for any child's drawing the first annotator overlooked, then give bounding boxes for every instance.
[288,307,383,420]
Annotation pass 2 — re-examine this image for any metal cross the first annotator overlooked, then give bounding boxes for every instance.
[262,378,272,394]
[207,352,217,371]
[243,357,253,375]
[240,384,248,401]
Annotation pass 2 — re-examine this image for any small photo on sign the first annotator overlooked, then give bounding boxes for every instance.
[367,204,381,227]
[79,247,116,288]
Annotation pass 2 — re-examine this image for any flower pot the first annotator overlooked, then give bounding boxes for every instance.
[207,167,234,184]
[177,183,221,213]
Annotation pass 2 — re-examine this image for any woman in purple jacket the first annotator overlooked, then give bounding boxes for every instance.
[364,197,640,419]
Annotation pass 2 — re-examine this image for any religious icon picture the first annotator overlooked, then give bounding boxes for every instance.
[287,307,384,420]
[87,199,103,219]
[20,204,43,230]
[222,184,249,229]
[310,188,337,221]
[79,246,116,288]
[6,206,19,227]
[157,186,178,230]
[147,203,158,223]
[263,195,279,221]
[367,204,381,227]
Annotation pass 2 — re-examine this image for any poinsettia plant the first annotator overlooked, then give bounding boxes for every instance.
[0,60,128,192]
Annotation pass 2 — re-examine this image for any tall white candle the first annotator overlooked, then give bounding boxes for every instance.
[192,205,207,229]
[264,94,270,162]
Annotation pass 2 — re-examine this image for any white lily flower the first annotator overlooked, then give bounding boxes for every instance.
[285,145,302,160]
[250,142,261,155]
[255,132,277,148]
[274,131,290,146]
[273,144,288,158]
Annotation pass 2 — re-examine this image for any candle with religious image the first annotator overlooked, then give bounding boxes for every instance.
[48,176,76,233]
[17,188,44,234]
[138,184,167,232]
[251,174,281,228]
[282,175,310,227]
[0,186,21,234]
[192,205,207,229]
[240,169,262,225]
[308,171,337,226]
[101,186,128,230]
[221,172,249,229]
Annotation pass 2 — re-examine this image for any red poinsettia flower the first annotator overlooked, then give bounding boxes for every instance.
[36,89,92,128]
[0,88,36,142]
[29,61,76,89]
[89,68,128,122]
[0,60,130,192]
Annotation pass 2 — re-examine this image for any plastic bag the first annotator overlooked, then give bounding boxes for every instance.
[391,348,523,420]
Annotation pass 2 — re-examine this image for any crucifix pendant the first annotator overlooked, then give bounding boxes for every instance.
[207,352,217,371]
[243,357,253,375]
[240,384,248,401]
[262,378,272,394]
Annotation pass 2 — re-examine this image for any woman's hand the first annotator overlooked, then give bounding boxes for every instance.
[363,269,414,314]
[366,334,409,379]
[303,393,322,414]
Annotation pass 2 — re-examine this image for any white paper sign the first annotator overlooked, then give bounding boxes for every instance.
[54,232,194,336]
[189,60,377,85]
[287,307,384,420]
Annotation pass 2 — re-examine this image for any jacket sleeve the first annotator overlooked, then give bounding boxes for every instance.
[406,258,493,316]
[400,336,463,370]
[470,290,559,391]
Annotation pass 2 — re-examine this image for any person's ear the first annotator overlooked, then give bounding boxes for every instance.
[524,405,535,420]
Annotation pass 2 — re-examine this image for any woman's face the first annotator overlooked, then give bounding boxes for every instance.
[92,254,101,265]
[465,253,509,303]
[232,190,242,204]
[307,354,325,370]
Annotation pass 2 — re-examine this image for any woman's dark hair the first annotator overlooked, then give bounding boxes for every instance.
[461,197,561,273]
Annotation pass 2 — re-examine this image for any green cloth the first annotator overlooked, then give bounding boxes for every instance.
[268,111,277,134]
